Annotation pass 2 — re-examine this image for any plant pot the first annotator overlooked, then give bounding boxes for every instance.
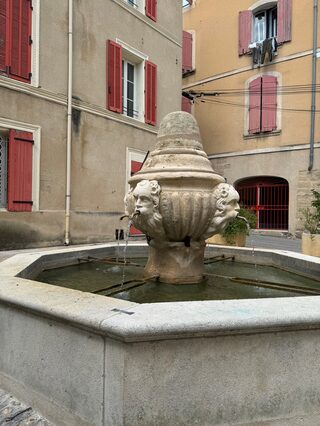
[301,232,320,257]
[206,233,246,247]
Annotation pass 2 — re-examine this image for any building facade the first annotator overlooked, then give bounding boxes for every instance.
[0,0,182,249]
[183,0,320,234]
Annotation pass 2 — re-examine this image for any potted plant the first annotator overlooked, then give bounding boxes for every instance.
[207,208,257,247]
[301,189,320,257]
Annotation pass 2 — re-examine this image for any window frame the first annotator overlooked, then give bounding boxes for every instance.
[253,5,277,42]
[0,118,40,211]
[116,39,148,123]
[244,72,282,137]
[0,0,40,86]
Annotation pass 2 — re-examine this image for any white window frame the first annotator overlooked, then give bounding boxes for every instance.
[126,148,147,192]
[0,118,41,211]
[123,0,145,15]
[244,72,282,137]
[249,1,277,44]
[116,39,148,123]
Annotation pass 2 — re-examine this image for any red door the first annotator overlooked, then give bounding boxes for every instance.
[237,177,289,230]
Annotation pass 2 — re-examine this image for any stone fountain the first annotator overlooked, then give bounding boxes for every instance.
[125,111,240,284]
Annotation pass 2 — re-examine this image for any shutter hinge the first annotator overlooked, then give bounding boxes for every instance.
[29,72,32,80]
[29,36,33,45]
[13,200,33,205]
[14,137,34,144]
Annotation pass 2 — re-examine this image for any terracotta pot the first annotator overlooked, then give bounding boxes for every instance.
[301,232,320,257]
[206,233,246,247]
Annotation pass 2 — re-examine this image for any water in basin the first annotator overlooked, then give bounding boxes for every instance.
[35,256,320,303]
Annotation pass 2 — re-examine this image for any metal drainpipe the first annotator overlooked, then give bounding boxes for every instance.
[65,0,73,245]
[309,0,318,171]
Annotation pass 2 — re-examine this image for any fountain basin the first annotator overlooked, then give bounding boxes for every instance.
[0,243,320,425]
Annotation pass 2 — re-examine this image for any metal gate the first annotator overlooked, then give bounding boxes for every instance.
[237,180,289,230]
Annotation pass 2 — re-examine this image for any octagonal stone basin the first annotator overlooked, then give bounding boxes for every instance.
[1,242,320,426]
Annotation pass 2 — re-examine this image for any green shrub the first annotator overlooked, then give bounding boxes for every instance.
[301,189,320,235]
[222,208,257,244]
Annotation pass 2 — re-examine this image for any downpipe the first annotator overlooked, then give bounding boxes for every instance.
[65,0,73,245]
[309,0,318,171]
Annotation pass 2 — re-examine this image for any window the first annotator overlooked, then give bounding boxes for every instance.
[239,0,292,56]
[127,149,146,236]
[107,40,157,126]
[122,60,136,118]
[0,0,32,83]
[0,129,34,211]
[253,7,277,42]
[181,95,192,113]
[182,0,193,8]
[182,30,194,75]
[248,75,277,134]
[123,0,157,22]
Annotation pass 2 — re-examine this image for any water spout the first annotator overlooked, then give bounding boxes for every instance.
[120,214,129,221]
[120,210,140,221]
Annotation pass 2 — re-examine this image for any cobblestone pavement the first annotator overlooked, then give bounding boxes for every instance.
[246,233,301,253]
[0,235,302,265]
[0,388,52,425]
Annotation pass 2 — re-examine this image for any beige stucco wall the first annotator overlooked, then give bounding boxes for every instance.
[183,0,320,233]
[0,0,182,249]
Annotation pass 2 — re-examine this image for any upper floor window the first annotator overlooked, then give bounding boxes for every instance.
[182,30,195,76]
[248,75,278,135]
[239,0,292,56]
[123,0,157,22]
[107,40,157,126]
[0,0,32,83]
[254,7,277,42]
[182,0,193,8]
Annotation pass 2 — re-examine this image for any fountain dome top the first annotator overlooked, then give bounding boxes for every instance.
[156,111,203,151]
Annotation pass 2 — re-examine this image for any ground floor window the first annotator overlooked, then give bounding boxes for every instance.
[127,149,147,236]
[236,176,289,230]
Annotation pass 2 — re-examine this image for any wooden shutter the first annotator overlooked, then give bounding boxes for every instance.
[181,96,192,113]
[261,75,277,132]
[249,77,262,134]
[7,130,33,212]
[9,0,32,82]
[107,40,122,113]
[145,0,157,22]
[182,31,193,73]
[278,0,292,43]
[0,0,8,72]
[145,61,157,126]
[239,10,252,55]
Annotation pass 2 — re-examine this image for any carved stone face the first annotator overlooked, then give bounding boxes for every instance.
[204,183,240,238]
[132,180,161,217]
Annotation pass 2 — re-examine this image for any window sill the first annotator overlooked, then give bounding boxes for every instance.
[182,69,196,78]
[243,130,281,140]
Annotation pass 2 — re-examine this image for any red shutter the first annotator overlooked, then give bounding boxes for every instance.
[145,0,157,22]
[9,0,32,82]
[249,77,262,134]
[182,31,193,73]
[7,130,33,212]
[0,0,8,72]
[107,40,122,113]
[261,75,277,132]
[181,96,192,113]
[278,0,292,43]
[145,61,157,126]
[239,10,252,56]
[131,160,142,175]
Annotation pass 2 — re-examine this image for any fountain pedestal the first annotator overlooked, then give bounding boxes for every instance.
[124,112,240,284]
[144,240,206,284]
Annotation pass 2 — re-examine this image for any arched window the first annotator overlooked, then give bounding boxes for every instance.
[236,176,289,230]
